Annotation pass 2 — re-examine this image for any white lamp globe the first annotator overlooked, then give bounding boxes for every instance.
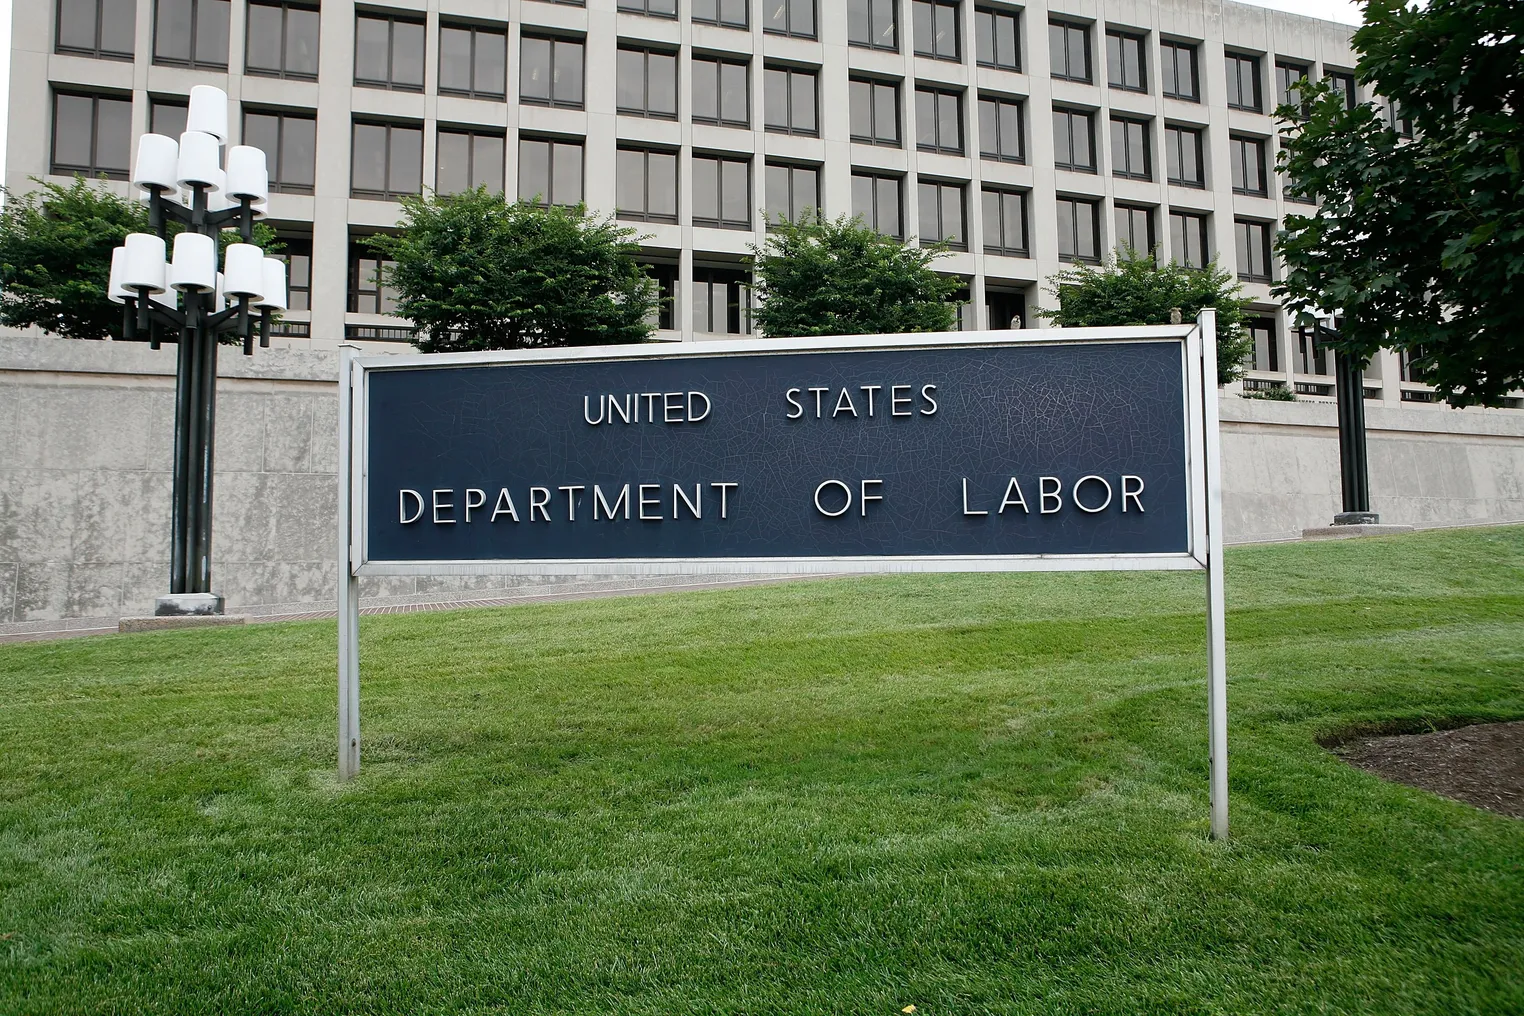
[222,243,266,300]
[176,131,221,188]
[225,147,269,203]
[169,232,217,293]
[121,233,168,294]
[132,133,180,192]
[185,85,229,145]
[107,246,131,304]
[253,257,288,312]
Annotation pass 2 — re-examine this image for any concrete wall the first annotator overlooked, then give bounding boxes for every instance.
[3,334,1523,621]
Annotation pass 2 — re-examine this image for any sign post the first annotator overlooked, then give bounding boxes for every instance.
[336,316,1229,838]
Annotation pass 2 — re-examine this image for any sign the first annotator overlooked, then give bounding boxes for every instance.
[337,323,1228,838]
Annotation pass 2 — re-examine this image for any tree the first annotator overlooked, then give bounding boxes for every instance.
[1038,247,1254,385]
[750,212,962,337]
[1275,0,1524,407]
[367,189,658,353]
[0,176,280,342]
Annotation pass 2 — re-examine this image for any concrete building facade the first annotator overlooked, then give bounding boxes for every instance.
[12,0,1472,407]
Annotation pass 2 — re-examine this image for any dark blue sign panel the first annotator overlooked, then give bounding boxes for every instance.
[363,340,1190,562]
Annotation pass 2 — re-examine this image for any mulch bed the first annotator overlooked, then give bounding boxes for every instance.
[1338,721,1524,819]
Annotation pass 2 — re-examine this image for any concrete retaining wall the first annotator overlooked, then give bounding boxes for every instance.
[3,335,1523,621]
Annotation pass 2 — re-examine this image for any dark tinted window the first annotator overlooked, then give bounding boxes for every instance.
[764,0,815,39]
[1114,204,1153,255]
[617,46,678,118]
[350,121,423,199]
[51,91,132,178]
[764,66,817,135]
[1275,61,1309,110]
[913,0,960,61]
[246,1,319,79]
[1106,30,1145,91]
[915,87,963,154]
[438,24,507,98]
[348,241,400,315]
[978,95,1023,162]
[1230,135,1266,195]
[618,0,677,17]
[354,13,424,90]
[693,57,749,127]
[1170,210,1209,269]
[850,78,900,146]
[1111,117,1150,179]
[1057,196,1100,263]
[150,99,188,138]
[849,0,897,50]
[1161,40,1199,101]
[1049,20,1090,82]
[1235,219,1272,281]
[982,188,1028,255]
[851,172,902,237]
[1165,124,1204,187]
[437,130,504,195]
[975,6,1020,70]
[519,137,584,206]
[57,0,136,59]
[693,155,751,229]
[1226,53,1262,111]
[154,0,230,68]
[693,0,748,29]
[615,147,678,222]
[918,180,965,248]
[522,36,585,108]
[1053,108,1095,172]
[243,110,317,193]
[765,162,820,224]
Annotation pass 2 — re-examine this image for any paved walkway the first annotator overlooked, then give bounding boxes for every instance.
[0,575,821,645]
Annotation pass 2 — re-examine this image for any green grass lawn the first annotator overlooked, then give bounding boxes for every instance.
[2,527,1522,1015]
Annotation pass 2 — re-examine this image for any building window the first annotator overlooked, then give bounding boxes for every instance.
[243,110,317,194]
[519,137,583,206]
[850,78,900,147]
[615,147,678,223]
[522,36,585,109]
[1384,99,1414,138]
[913,0,961,62]
[1114,204,1154,256]
[1170,210,1209,269]
[1327,71,1357,110]
[617,46,678,119]
[849,0,897,51]
[1161,40,1199,102]
[1225,52,1262,112]
[246,1,319,80]
[764,0,815,39]
[693,154,751,230]
[764,66,818,136]
[1165,124,1205,187]
[918,181,965,249]
[51,92,131,179]
[1247,317,1278,372]
[765,162,820,224]
[692,267,752,334]
[975,6,1020,71]
[915,87,963,155]
[1056,196,1100,264]
[852,172,903,238]
[1049,20,1091,83]
[1111,116,1151,180]
[438,24,506,99]
[987,289,1025,329]
[1235,219,1272,282]
[641,262,678,330]
[348,242,401,315]
[982,187,1028,256]
[1230,135,1267,196]
[694,0,748,29]
[437,130,504,195]
[57,0,136,60]
[1053,108,1096,172]
[976,95,1024,163]
[618,0,677,18]
[1275,61,1309,111]
[350,121,423,200]
[693,56,749,128]
[1106,29,1146,92]
[150,98,188,138]
[354,12,424,91]
[1297,326,1333,375]
[274,236,312,313]
[154,0,230,69]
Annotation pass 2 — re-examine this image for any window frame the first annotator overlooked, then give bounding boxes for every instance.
[1246,316,1279,373]
[617,0,678,20]
[915,85,964,155]
[763,0,816,40]
[347,239,401,316]
[245,0,320,81]
[851,171,905,238]
[763,64,819,137]
[692,54,751,129]
[1225,51,1263,112]
[917,179,966,249]
[56,0,136,61]
[616,44,679,120]
[981,186,1029,257]
[691,153,753,231]
[977,94,1025,164]
[692,0,749,30]
[849,76,902,148]
[1048,19,1092,84]
[149,98,188,138]
[691,265,754,335]
[521,34,586,110]
[1052,106,1097,174]
[153,0,230,70]
[849,0,899,52]
[765,161,822,226]
[518,135,585,208]
[1326,70,1357,110]
[1169,209,1210,270]
[349,120,424,201]
[1114,203,1155,256]
[1056,195,1101,264]
[1164,123,1205,188]
[274,235,313,315]
[436,22,507,100]
[615,145,679,224]
[1229,134,1267,196]
[1110,115,1151,181]
[242,108,318,195]
[974,5,1021,71]
[1160,39,1200,102]
[1234,218,1273,282]
[353,11,425,92]
[435,127,505,196]
[1274,60,1310,112]
[50,89,132,180]
[913,0,962,63]
[1106,28,1147,93]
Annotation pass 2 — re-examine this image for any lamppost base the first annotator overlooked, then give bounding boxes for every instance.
[1332,511,1382,526]
[155,592,226,616]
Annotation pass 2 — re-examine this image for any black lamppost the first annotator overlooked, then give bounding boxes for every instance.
[107,85,288,616]
[1321,314,1381,526]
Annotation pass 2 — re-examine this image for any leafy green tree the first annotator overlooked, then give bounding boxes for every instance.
[0,176,279,342]
[750,212,962,337]
[1038,247,1254,385]
[367,189,658,353]
[1275,0,1524,407]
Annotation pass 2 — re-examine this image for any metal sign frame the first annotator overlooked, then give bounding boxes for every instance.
[336,313,1229,838]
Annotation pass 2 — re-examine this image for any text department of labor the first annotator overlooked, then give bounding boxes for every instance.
[397,383,1152,525]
